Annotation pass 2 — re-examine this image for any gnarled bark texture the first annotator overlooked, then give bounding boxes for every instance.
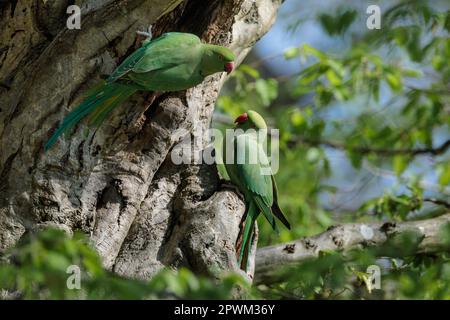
[0,0,283,281]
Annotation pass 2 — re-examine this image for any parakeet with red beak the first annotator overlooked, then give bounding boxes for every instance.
[45,32,235,150]
[223,110,291,270]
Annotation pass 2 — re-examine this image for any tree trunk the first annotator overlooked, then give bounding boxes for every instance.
[0,0,282,281]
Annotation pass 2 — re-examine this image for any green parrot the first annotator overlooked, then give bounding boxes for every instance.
[45,32,235,150]
[223,110,291,270]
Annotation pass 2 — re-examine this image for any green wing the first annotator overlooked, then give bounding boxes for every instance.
[271,175,291,229]
[233,134,277,229]
[107,32,201,83]
[131,32,201,73]
[107,43,149,84]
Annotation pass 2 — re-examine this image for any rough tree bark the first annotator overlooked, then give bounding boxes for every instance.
[0,0,283,281]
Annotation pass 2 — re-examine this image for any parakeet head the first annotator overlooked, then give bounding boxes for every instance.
[234,110,268,131]
[202,45,235,76]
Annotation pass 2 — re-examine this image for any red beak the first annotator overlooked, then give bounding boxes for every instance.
[234,113,248,123]
[225,62,234,75]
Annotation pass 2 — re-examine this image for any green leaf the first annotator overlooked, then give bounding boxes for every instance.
[431,55,445,70]
[369,78,380,101]
[385,72,403,92]
[284,47,301,60]
[325,69,342,86]
[239,64,260,79]
[438,162,450,186]
[255,78,278,106]
[445,11,450,32]
[402,68,423,78]
[347,150,363,169]
[301,44,327,60]
[318,9,358,36]
[291,110,306,127]
[393,155,409,175]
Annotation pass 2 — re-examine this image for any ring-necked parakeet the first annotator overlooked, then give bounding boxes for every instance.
[223,110,291,270]
[45,32,235,150]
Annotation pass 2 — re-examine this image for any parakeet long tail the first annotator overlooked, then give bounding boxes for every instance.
[44,82,136,151]
[238,201,258,270]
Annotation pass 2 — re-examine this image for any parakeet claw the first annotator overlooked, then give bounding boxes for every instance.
[136,25,153,42]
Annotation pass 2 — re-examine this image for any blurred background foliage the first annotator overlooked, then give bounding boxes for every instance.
[1,0,450,300]
[0,229,254,299]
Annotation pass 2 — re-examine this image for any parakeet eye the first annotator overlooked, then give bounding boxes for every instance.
[234,113,248,123]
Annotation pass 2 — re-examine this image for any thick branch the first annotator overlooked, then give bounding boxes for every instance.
[254,213,450,284]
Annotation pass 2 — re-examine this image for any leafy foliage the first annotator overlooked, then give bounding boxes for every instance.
[257,226,450,299]
[0,229,251,300]
[318,9,358,36]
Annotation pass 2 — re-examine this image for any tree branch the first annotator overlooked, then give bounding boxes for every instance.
[213,113,450,157]
[254,213,450,284]
[423,198,450,209]
[296,137,450,157]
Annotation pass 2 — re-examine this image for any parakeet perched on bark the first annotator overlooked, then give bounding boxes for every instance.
[45,32,235,150]
[223,110,291,270]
